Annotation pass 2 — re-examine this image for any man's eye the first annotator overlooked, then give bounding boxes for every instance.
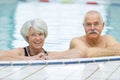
[86,23,91,27]
[94,22,100,26]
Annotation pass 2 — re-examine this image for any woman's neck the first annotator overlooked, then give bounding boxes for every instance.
[28,46,43,56]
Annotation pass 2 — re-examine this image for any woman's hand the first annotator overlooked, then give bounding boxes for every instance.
[29,53,47,60]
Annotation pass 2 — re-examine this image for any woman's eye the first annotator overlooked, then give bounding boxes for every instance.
[31,34,36,36]
[39,33,42,35]
[39,33,44,36]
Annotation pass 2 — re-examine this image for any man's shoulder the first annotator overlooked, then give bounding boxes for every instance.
[71,36,84,41]
[102,35,114,39]
[70,36,85,44]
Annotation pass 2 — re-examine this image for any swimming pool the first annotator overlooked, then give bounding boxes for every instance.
[0,0,120,51]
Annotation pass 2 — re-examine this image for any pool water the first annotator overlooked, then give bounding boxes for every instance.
[0,1,17,50]
[0,0,120,51]
[107,3,120,41]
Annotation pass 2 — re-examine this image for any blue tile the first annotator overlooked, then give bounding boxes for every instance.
[64,61,79,64]
[30,62,46,65]
[109,58,120,61]
[80,60,94,63]
[12,63,29,66]
[95,59,108,62]
[0,63,11,66]
[48,62,63,65]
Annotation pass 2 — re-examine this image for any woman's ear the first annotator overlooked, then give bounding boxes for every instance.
[26,36,29,42]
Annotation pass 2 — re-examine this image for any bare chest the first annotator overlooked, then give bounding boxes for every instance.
[84,39,107,48]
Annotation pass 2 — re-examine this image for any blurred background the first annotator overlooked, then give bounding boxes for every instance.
[0,0,120,51]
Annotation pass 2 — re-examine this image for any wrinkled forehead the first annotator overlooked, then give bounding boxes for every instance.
[84,12,103,23]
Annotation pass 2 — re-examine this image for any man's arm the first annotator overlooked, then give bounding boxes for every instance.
[47,47,120,60]
[70,35,120,58]
[85,47,120,57]
[87,35,120,57]
[69,37,88,57]
[46,49,84,60]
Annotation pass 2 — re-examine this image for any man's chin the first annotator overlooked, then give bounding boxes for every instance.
[88,34,99,39]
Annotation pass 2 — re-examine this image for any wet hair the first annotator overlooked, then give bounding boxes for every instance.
[20,18,48,42]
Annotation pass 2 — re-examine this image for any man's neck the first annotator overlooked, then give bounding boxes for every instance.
[86,37,101,47]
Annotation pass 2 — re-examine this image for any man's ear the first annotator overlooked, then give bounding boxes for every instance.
[102,22,105,29]
[103,22,105,26]
[83,23,85,28]
[83,23,84,26]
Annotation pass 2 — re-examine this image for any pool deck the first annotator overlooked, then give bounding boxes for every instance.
[0,56,120,80]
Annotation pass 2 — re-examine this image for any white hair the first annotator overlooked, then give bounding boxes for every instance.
[20,18,48,42]
[83,10,103,23]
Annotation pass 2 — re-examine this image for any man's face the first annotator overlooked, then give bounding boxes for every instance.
[83,14,104,39]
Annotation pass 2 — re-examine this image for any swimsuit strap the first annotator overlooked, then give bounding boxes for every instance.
[23,47,29,56]
[42,48,48,55]
[23,46,48,56]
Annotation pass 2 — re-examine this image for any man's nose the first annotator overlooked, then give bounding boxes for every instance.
[91,24,95,30]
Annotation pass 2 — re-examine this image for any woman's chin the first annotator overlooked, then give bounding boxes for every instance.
[33,45,42,49]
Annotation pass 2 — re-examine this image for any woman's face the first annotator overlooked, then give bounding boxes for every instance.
[28,27,45,49]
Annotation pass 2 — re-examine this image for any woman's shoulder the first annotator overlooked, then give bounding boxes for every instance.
[10,47,25,56]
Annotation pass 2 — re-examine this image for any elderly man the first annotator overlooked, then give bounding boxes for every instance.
[39,10,120,60]
[69,10,120,57]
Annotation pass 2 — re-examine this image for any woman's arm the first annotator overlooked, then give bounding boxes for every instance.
[0,49,42,61]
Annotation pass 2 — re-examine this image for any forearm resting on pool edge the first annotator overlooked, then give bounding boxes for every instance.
[86,48,120,57]
[47,49,85,59]
[0,51,38,61]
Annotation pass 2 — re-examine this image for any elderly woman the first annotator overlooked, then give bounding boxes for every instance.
[0,19,48,60]
[0,19,83,60]
[20,19,48,57]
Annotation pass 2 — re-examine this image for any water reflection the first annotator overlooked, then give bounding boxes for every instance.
[107,3,120,42]
[0,1,17,50]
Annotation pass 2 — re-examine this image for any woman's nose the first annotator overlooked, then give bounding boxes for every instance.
[36,35,41,39]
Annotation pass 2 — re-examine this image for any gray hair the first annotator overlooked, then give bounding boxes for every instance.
[20,18,48,42]
[83,10,103,23]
